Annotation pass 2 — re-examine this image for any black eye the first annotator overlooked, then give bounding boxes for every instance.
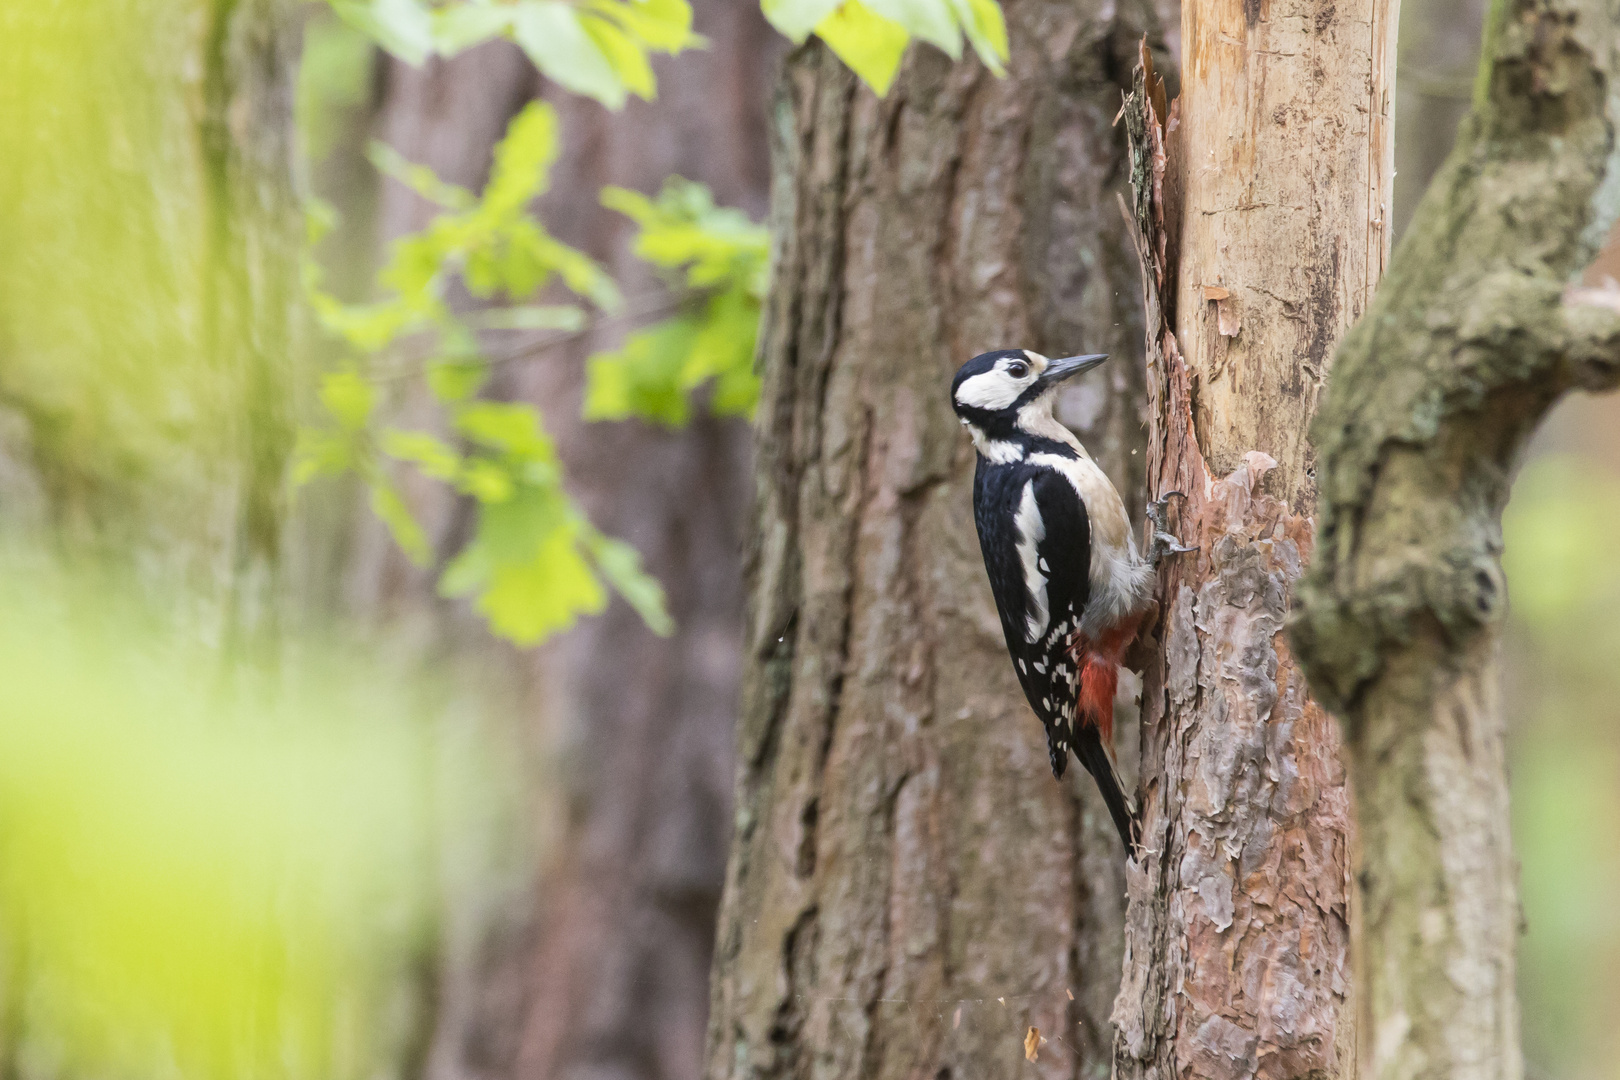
[1006,361,1029,379]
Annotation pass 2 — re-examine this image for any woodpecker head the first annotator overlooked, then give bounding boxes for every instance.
[950,349,1107,457]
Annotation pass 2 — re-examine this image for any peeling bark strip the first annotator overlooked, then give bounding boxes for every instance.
[1114,0,1396,1069]
[1292,0,1620,1072]
[704,2,1169,1075]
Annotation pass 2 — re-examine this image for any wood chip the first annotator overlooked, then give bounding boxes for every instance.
[953,1006,961,1029]
[1202,285,1230,301]
[1216,298,1242,338]
[1066,988,1074,1000]
[1024,1026,1042,1062]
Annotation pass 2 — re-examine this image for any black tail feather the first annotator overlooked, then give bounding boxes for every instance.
[1074,731,1140,858]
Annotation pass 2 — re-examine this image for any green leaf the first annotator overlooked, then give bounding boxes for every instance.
[599,186,658,224]
[380,430,462,481]
[586,0,701,49]
[584,316,699,426]
[426,360,489,403]
[589,178,765,425]
[759,0,844,40]
[587,534,674,635]
[686,288,762,415]
[454,402,556,461]
[814,0,911,96]
[370,479,432,566]
[581,17,657,101]
[864,0,961,57]
[330,0,435,64]
[509,2,627,109]
[320,370,377,431]
[455,459,516,503]
[367,141,477,210]
[475,528,607,645]
[483,102,560,213]
[431,2,516,53]
[956,0,1008,71]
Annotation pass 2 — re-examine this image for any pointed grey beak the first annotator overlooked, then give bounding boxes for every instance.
[1037,353,1108,389]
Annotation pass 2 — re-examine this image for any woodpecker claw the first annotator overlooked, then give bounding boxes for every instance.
[1146,492,1196,569]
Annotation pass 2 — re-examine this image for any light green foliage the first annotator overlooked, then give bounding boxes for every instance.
[760,0,1007,94]
[328,0,701,109]
[585,179,767,426]
[310,101,619,353]
[0,575,496,1080]
[1501,453,1620,1073]
[326,0,1007,105]
[300,102,671,645]
[304,0,1009,647]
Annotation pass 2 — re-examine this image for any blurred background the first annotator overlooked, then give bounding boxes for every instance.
[0,1,1615,1080]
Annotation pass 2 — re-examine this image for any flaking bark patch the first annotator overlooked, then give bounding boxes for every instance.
[1117,455,1349,1080]
[1117,29,1373,1079]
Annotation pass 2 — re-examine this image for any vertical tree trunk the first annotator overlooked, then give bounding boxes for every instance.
[1113,0,1397,1069]
[328,12,778,1080]
[0,0,301,635]
[0,0,301,1062]
[1292,0,1620,1072]
[703,5,1163,1075]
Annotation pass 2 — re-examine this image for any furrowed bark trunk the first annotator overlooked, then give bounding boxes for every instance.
[1114,0,1398,1068]
[703,6,1163,1076]
[1292,0,1620,1072]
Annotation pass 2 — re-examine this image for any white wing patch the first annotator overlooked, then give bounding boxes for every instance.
[1015,480,1049,643]
[1027,451,1154,636]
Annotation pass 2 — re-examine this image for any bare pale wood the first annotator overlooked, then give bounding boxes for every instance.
[1115,0,1399,1070]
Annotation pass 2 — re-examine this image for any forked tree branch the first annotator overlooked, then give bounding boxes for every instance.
[1292,0,1620,1072]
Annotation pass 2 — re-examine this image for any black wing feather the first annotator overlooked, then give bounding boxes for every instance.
[972,461,1090,765]
[972,457,1139,854]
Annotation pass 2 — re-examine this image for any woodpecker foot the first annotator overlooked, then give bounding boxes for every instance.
[1146,492,1196,569]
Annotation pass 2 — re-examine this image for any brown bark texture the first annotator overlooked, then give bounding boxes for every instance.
[702,7,1166,1077]
[327,10,778,1080]
[1113,0,1398,1066]
[1291,0,1620,1072]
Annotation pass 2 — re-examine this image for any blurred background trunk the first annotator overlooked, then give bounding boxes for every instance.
[0,0,301,638]
[308,8,780,1080]
[701,2,1164,1074]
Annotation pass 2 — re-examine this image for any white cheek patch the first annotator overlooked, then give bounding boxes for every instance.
[1015,480,1049,642]
[955,370,1023,411]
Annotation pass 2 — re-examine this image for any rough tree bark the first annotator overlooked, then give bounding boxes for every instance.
[1113,0,1397,1067]
[328,12,778,1080]
[703,6,1163,1077]
[1291,0,1620,1072]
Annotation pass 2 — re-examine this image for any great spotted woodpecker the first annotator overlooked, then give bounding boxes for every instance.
[951,348,1189,857]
